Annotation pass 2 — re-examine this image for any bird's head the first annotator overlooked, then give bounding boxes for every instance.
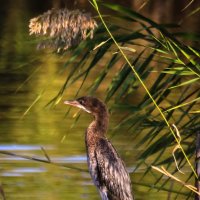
[64,96,107,116]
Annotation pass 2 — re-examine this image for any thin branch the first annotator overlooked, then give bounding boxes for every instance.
[0,150,86,172]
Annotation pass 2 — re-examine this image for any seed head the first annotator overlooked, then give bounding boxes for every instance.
[29,8,97,52]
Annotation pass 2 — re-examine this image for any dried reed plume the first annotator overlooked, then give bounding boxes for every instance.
[29,8,97,52]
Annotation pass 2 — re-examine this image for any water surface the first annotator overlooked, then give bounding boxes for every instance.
[0,1,198,199]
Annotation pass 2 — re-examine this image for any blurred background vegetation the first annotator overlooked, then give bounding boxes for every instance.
[0,0,200,199]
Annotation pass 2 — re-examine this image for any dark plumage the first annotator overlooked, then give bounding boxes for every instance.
[64,96,134,200]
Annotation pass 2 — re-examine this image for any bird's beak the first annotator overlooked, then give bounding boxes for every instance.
[64,100,91,113]
[64,100,81,108]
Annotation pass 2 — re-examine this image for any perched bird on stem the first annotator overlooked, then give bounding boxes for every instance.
[64,96,134,200]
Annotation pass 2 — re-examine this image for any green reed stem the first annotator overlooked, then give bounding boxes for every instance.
[91,0,198,178]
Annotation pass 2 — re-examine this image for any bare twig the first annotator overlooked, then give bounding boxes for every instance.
[40,147,51,162]
[0,150,86,172]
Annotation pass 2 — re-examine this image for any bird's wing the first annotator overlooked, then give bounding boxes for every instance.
[95,138,133,200]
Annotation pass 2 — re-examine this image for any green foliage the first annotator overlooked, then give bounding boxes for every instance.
[43,1,199,198]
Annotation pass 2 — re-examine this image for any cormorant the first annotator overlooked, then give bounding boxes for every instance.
[64,96,134,200]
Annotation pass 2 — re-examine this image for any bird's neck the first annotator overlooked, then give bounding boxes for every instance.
[87,111,109,140]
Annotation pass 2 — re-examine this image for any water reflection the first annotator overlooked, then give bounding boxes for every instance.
[0,0,198,200]
[1,167,47,177]
[0,144,49,151]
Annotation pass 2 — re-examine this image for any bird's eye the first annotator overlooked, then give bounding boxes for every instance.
[79,99,85,105]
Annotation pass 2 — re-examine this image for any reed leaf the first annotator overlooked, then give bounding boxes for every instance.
[28,2,200,198]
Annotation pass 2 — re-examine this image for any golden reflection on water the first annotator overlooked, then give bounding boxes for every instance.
[0,1,199,199]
